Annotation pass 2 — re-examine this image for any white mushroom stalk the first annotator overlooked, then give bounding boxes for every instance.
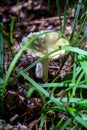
[21,30,69,82]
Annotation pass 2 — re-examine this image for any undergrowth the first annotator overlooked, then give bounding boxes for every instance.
[0,0,87,129]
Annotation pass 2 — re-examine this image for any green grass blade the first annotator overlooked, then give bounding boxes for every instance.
[78,55,87,77]
[76,34,87,47]
[47,0,51,8]
[54,116,65,129]
[10,16,15,45]
[75,14,87,44]
[61,118,72,130]
[0,21,14,58]
[56,97,87,105]
[39,113,46,130]
[56,0,62,32]
[72,70,84,96]
[72,54,77,85]
[70,0,82,43]
[61,46,87,56]
[26,87,35,98]
[63,0,68,34]
[40,82,87,89]
[9,16,15,57]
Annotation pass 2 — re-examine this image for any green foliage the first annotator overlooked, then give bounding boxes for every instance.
[16,45,87,129]
[0,0,87,129]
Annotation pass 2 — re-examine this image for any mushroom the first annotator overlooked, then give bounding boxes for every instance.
[21,30,69,82]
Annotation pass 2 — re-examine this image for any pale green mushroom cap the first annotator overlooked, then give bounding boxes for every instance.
[21,30,69,59]
[45,31,61,46]
[49,38,69,60]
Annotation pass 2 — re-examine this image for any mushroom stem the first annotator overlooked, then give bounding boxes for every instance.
[35,59,49,82]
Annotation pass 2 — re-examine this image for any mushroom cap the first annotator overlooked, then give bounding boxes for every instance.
[21,30,69,60]
[45,31,61,46]
[49,38,69,60]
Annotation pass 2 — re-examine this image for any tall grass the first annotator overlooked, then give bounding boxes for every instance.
[0,23,4,115]
[10,16,15,58]
[0,0,87,129]
[70,0,82,42]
